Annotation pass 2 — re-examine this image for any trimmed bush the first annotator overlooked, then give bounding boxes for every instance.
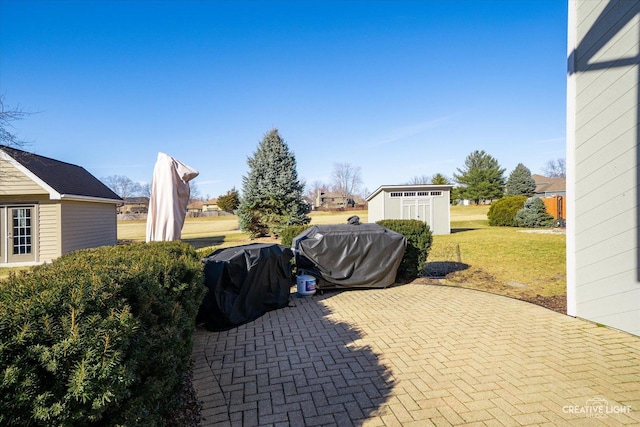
[280,224,313,248]
[0,241,206,426]
[487,195,528,226]
[376,219,432,280]
[515,197,555,228]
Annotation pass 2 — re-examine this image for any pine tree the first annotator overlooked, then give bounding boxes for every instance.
[216,188,240,212]
[453,150,506,204]
[238,129,310,237]
[505,163,536,196]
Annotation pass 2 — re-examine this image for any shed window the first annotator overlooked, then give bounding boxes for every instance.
[390,192,402,197]
[430,191,442,196]
[403,192,416,197]
[417,191,429,196]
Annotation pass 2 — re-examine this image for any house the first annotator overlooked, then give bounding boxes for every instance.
[567,0,640,336]
[119,196,149,214]
[532,174,566,222]
[366,184,453,235]
[0,146,122,267]
[315,190,354,210]
[187,200,204,216]
[532,174,566,197]
[202,198,219,212]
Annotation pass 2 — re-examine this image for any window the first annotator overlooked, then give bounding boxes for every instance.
[430,191,442,196]
[390,192,402,197]
[417,191,429,196]
[403,192,416,197]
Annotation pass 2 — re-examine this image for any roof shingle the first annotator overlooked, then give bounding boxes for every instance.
[1,145,122,201]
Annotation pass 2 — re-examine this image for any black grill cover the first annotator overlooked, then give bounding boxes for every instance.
[197,243,293,331]
[292,223,406,289]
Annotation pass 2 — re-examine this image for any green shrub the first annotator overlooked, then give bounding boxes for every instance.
[280,224,313,248]
[376,219,432,280]
[487,195,528,226]
[0,241,206,426]
[514,197,555,228]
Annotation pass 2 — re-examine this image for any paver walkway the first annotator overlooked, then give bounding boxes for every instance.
[192,283,640,426]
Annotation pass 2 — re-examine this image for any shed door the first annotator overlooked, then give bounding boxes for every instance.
[1,206,36,264]
[402,199,433,226]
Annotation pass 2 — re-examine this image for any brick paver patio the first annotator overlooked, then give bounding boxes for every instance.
[192,283,640,426]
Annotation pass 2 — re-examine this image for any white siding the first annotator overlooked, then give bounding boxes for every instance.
[61,201,118,253]
[570,0,640,336]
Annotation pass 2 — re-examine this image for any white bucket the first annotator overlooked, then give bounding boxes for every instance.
[296,274,317,296]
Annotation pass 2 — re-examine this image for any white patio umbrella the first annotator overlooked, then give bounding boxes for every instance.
[145,152,199,242]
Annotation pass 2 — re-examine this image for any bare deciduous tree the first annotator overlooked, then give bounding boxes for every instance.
[407,173,450,185]
[331,162,363,205]
[0,96,30,149]
[306,180,330,202]
[406,175,431,185]
[543,158,566,178]
[140,183,151,199]
[101,175,142,199]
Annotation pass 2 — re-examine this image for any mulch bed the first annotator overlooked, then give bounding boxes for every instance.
[521,294,567,314]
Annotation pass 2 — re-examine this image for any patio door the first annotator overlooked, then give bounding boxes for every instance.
[1,206,36,264]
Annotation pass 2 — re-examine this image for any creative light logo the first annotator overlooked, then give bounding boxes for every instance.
[563,398,632,418]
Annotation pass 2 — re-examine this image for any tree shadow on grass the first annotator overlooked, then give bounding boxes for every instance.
[182,236,225,250]
[422,261,470,279]
[450,227,479,234]
[193,290,395,425]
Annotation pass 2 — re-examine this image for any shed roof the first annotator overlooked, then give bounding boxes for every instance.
[0,145,122,203]
[366,184,454,201]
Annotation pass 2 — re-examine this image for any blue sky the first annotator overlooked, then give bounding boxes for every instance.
[1,0,568,199]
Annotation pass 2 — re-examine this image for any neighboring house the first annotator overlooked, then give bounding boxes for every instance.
[202,198,219,212]
[186,199,221,216]
[366,184,453,235]
[119,196,149,214]
[567,0,640,336]
[315,190,354,209]
[187,200,204,215]
[0,146,122,267]
[532,174,566,197]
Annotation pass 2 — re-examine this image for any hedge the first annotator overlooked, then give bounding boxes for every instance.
[280,225,313,248]
[376,219,433,280]
[0,241,206,426]
[487,195,528,226]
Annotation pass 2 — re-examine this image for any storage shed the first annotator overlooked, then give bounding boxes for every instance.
[0,146,122,267]
[366,184,453,235]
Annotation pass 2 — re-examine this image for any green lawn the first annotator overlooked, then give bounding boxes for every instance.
[2,207,566,308]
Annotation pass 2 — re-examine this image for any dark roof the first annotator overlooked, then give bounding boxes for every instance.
[1,145,122,201]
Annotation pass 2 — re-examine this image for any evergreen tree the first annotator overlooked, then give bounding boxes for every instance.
[216,187,240,212]
[514,197,555,228]
[237,129,310,237]
[430,173,451,185]
[453,150,506,204]
[505,163,536,196]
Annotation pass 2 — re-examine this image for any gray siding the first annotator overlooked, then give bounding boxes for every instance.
[366,185,451,235]
[61,201,118,253]
[367,192,385,223]
[570,0,640,336]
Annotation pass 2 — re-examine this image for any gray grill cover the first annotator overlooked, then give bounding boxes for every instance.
[292,223,406,289]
